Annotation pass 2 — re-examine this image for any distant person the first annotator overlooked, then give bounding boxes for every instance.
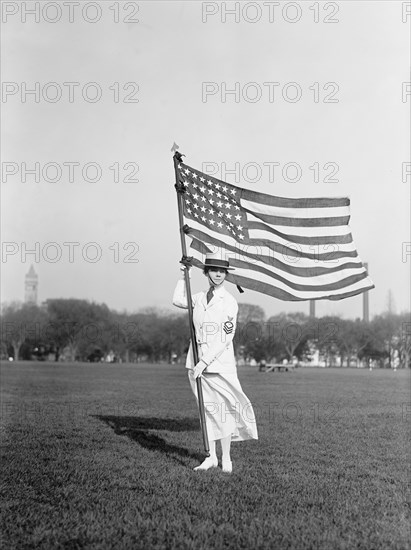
[259,359,266,372]
[173,253,258,473]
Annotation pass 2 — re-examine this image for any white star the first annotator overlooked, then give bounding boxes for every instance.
[222,186,228,192]
[193,193,199,200]
[201,196,206,202]
[209,219,215,225]
[216,192,222,198]
[194,213,199,218]
[235,214,241,220]
[193,204,199,210]
[225,203,231,209]
[208,189,214,196]
[184,168,190,175]
[209,199,214,205]
[234,205,240,210]
[218,212,223,217]
[201,216,207,222]
[187,208,192,214]
[209,209,214,215]
[227,214,232,220]
[230,189,236,195]
[182,180,189,187]
[178,164,181,169]
[238,234,244,240]
[207,179,213,186]
[217,201,223,208]
[192,173,198,179]
[192,183,198,188]
[185,199,190,204]
[238,225,243,230]
[200,186,206,193]
[200,176,205,182]
[217,221,223,228]
[201,206,206,212]
[215,183,220,189]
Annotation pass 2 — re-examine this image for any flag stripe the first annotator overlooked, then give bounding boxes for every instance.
[243,209,351,227]
[241,198,351,219]
[240,188,350,209]
[247,221,354,245]
[246,237,357,256]
[229,273,375,302]
[250,220,353,238]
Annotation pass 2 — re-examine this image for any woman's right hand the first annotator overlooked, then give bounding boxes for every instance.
[180,265,191,279]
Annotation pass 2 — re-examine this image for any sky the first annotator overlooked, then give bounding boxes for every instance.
[1,0,410,320]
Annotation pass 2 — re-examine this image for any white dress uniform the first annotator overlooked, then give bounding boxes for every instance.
[173,279,258,443]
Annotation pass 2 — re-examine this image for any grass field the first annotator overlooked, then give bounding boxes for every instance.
[1,362,410,549]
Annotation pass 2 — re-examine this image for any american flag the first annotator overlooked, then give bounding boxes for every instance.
[176,160,374,301]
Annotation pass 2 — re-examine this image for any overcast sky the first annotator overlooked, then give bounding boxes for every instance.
[1,0,410,320]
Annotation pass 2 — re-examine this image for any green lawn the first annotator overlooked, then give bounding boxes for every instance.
[1,362,410,549]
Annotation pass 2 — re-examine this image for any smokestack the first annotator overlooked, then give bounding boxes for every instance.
[309,300,315,318]
[363,262,369,322]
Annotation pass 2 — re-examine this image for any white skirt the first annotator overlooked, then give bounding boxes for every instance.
[188,370,258,442]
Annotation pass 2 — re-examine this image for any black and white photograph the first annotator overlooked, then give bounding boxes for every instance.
[1,1,410,548]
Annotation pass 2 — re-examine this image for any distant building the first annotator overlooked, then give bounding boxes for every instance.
[25,265,38,304]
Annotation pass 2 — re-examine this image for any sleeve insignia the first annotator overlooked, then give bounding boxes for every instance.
[223,316,234,334]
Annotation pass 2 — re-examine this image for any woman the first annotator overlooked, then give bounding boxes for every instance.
[173,253,258,473]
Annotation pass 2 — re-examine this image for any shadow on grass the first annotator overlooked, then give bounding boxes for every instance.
[95,415,204,464]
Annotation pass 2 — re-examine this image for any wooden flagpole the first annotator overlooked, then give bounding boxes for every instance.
[173,150,210,455]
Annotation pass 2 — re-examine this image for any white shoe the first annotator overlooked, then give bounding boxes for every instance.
[222,459,232,473]
[193,456,218,471]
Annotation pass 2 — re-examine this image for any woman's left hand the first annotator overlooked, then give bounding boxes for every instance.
[193,360,207,378]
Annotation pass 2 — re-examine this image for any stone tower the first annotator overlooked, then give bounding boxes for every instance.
[25,265,38,304]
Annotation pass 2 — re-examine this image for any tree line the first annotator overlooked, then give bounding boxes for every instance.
[1,299,410,368]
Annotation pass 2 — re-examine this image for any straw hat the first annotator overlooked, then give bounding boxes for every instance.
[203,252,235,271]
